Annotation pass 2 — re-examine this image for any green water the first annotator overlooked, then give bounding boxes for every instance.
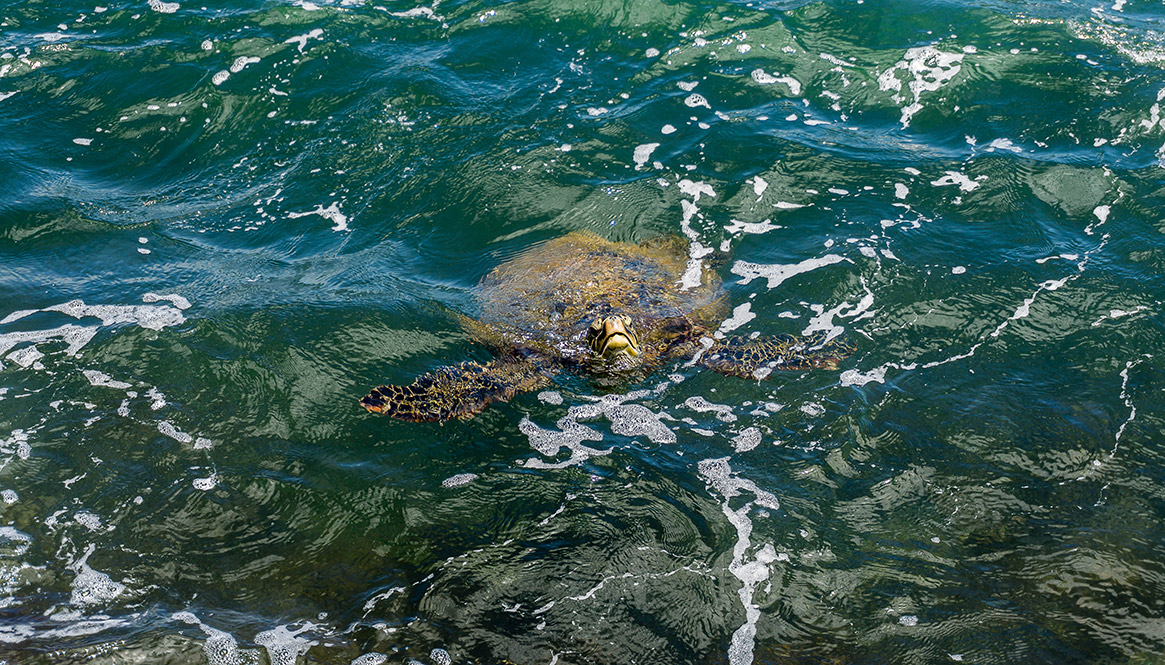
[1,0,1164,663]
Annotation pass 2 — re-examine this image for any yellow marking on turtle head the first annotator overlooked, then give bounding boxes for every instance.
[586,315,641,358]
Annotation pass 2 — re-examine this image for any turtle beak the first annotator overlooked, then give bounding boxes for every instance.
[587,316,641,358]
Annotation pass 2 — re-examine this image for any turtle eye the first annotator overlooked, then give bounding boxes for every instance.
[590,319,603,331]
[621,315,633,327]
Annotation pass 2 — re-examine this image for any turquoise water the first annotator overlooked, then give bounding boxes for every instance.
[2,0,1165,663]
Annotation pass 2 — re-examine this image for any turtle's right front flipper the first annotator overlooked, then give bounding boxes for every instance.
[700,332,853,378]
[360,356,553,422]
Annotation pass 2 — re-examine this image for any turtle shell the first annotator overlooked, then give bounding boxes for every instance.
[472,231,722,361]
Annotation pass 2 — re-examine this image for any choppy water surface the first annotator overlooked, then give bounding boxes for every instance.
[2,0,1165,663]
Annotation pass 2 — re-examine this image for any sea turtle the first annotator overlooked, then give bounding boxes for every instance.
[361,231,849,421]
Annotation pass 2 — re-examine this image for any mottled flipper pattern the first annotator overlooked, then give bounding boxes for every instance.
[700,332,852,378]
[360,356,553,422]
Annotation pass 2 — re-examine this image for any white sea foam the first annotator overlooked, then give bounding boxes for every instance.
[986,273,1074,340]
[1091,306,1149,328]
[732,427,762,452]
[750,69,801,95]
[143,292,192,310]
[83,370,132,390]
[284,28,324,53]
[520,414,605,468]
[147,0,179,13]
[716,303,756,338]
[677,180,716,291]
[724,219,782,235]
[192,474,217,491]
[878,46,964,128]
[255,623,318,665]
[2,299,185,331]
[361,586,406,615]
[0,613,133,643]
[931,171,982,192]
[594,397,675,442]
[173,611,256,665]
[522,393,674,469]
[684,396,737,422]
[731,254,847,289]
[840,366,888,387]
[0,430,31,461]
[796,403,824,419]
[750,176,768,199]
[1138,91,1164,131]
[211,70,230,86]
[802,285,875,343]
[678,179,715,202]
[75,511,104,531]
[0,326,97,369]
[684,93,711,109]
[986,138,1022,153]
[158,421,193,444]
[441,473,478,488]
[146,387,167,409]
[819,52,854,68]
[774,201,806,210]
[229,56,260,73]
[70,544,126,608]
[0,527,31,556]
[288,202,348,231]
[1085,205,1110,235]
[698,457,780,665]
[633,142,660,169]
[1113,357,1146,450]
[537,390,563,405]
[750,69,776,85]
[7,346,44,369]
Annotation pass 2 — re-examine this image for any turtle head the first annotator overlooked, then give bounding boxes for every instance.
[586,315,641,359]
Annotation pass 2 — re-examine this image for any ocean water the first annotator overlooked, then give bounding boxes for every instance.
[2,0,1164,663]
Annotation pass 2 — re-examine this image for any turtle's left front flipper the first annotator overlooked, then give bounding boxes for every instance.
[360,355,553,422]
[699,333,852,378]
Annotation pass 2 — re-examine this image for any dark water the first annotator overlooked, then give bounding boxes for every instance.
[2,0,1164,663]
